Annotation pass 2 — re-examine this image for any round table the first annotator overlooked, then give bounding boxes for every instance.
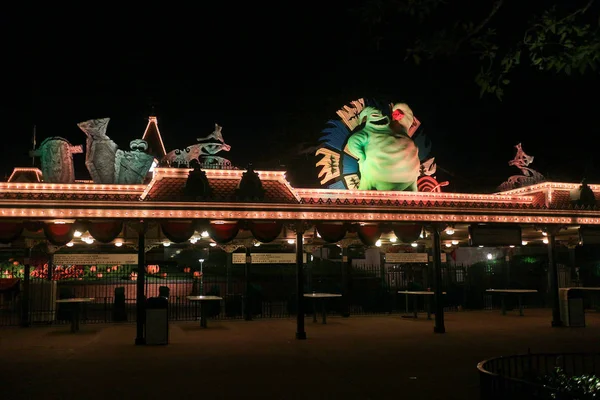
[187,296,223,328]
[55,298,94,332]
[304,293,342,324]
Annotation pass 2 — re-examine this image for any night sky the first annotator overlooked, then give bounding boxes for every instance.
[2,3,598,192]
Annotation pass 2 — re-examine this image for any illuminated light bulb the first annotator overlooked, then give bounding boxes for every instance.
[66,242,74,247]
[73,230,82,238]
[522,241,528,246]
[390,236,397,243]
[543,238,549,244]
[209,242,217,247]
[114,241,123,247]
[86,238,94,244]
[411,242,418,248]
[445,243,451,248]
[542,231,548,236]
[478,245,484,248]
[451,240,459,245]
[486,253,493,260]
[201,231,209,238]
[445,228,455,235]
[375,240,382,247]
[254,242,261,247]
[163,241,171,247]
[509,245,515,248]
[189,237,198,244]
[287,239,295,244]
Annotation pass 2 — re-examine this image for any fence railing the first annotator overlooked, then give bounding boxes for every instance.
[478,352,600,400]
[0,261,559,327]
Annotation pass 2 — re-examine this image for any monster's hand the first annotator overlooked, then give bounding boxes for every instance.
[347,131,368,163]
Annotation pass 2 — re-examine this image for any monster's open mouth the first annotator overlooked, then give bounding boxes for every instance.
[370,117,389,126]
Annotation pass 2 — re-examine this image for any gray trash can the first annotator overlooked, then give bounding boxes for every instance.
[560,288,585,327]
[145,296,169,344]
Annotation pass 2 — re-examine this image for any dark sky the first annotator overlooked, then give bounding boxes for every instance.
[2,3,598,192]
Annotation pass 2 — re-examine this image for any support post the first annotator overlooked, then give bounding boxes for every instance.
[21,263,31,327]
[244,246,252,321]
[430,224,446,334]
[295,223,306,340]
[547,227,563,327]
[340,245,351,317]
[135,220,147,345]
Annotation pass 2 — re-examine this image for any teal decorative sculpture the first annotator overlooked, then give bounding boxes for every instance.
[346,104,420,191]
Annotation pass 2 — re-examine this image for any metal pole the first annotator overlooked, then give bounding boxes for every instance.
[135,221,146,345]
[548,230,563,327]
[296,226,306,339]
[431,225,446,333]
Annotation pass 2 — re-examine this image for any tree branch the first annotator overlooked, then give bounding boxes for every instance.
[457,0,504,48]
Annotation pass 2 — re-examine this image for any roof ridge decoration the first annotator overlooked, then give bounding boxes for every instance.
[29,137,83,183]
[236,164,265,201]
[161,123,234,169]
[141,116,167,159]
[183,165,212,200]
[315,98,448,193]
[497,143,546,191]
[78,118,154,185]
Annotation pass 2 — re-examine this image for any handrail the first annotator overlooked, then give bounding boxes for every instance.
[478,352,600,400]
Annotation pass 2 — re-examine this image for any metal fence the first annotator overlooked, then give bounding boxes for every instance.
[478,352,600,399]
[0,258,569,327]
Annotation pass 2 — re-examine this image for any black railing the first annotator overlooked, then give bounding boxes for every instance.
[0,261,556,327]
[478,352,600,399]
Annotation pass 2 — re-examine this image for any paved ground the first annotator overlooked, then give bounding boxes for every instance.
[2,309,600,400]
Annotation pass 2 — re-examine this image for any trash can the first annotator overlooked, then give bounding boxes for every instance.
[560,288,585,327]
[145,296,169,345]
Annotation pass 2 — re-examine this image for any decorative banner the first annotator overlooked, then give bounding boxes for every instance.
[357,224,381,246]
[392,224,423,243]
[88,220,123,243]
[316,222,347,243]
[249,221,283,243]
[161,220,196,243]
[209,222,239,244]
[232,253,307,264]
[0,222,23,244]
[53,253,138,265]
[385,253,446,263]
[43,223,75,246]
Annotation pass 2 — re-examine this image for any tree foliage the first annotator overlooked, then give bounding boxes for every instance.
[352,0,600,100]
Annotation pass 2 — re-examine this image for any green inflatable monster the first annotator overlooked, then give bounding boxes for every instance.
[346,103,421,191]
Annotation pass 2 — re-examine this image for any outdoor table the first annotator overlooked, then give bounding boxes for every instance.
[398,291,446,320]
[55,298,94,332]
[187,296,223,328]
[304,293,342,324]
[486,289,538,316]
